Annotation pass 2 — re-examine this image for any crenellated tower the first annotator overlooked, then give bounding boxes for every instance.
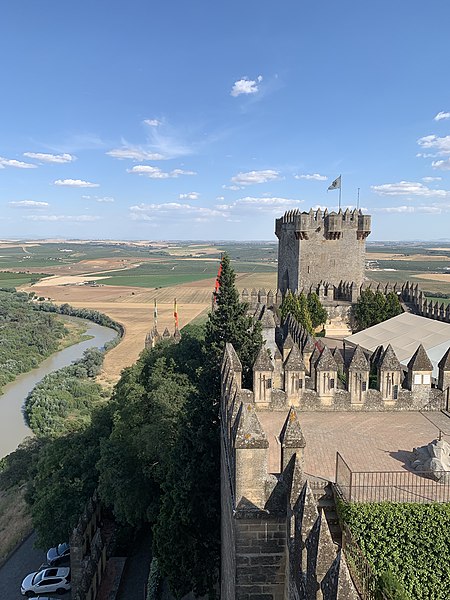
[275,207,371,297]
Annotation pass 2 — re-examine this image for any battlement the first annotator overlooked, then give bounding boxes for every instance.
[275,207,371,241]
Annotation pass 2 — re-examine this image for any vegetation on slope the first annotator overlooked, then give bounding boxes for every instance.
[340,501,450,600]
[0,290,67,392]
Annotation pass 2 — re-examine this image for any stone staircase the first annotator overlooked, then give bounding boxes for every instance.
[308,476,342,547]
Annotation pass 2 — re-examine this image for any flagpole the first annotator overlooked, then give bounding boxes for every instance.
[339,175,342,210]
[357,187,360,210]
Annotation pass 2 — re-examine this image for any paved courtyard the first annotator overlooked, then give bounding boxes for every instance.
[258,410,450,481]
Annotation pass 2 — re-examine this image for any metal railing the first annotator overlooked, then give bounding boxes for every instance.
[341,523,378,600]
[335,452,450,503]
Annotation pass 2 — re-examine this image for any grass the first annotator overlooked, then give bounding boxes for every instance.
[101,272,215,288]
[56,317,94,350]
[0,484,32,563]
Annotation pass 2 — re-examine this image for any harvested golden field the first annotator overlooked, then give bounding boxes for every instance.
[367,252,450,261]
[24,270,275,385]
[414,273,450,283]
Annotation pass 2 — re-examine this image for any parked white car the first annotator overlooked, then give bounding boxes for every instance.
[21,567,71,596]
[46,542,70,566]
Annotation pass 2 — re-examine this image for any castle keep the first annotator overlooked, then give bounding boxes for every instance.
[275,208,371,299]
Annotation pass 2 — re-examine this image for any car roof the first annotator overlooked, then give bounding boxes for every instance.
[42,566,70,577]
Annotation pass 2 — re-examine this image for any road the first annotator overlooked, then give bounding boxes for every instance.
[0,532,71,599]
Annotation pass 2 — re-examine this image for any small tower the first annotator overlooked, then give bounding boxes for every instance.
[302,334,316,376]
[162,327,172,340]
[438,348,450,408]
[280,407,306,472]
[253,346,274,405]
[407,344,433,392]
[260,307,277,356]
[378,344,402,402]
[347,345,369,404]
[234,403,269,509]
[315,346,338,405]
[332,347,345,376]
[284,343,306,406]
[273,347,283,388]
[282,333,295,362]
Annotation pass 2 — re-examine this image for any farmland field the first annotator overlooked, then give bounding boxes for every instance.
[0,237,447,384]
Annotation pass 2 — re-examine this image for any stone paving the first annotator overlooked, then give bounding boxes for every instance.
[258,410,450,481]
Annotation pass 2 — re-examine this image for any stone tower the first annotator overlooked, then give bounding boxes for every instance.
[275,207,371,296]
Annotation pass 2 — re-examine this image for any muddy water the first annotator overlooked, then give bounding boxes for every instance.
[0,318,117,458]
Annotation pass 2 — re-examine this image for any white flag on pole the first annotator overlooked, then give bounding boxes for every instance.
[328,175,341,191]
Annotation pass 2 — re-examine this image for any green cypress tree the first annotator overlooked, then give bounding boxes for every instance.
[154,254,263,598]
[307,292,328,330]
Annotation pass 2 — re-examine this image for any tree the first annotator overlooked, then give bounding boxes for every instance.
[352,289,402,331]
[307,292,328,330]
[153,254,263,598]
[280,290,313,333]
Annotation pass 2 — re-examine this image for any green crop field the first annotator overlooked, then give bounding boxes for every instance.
[0,271,50,288]
[99,257,277,288]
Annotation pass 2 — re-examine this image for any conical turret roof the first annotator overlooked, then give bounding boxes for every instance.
[235,403,269,449]
[283,333,295,351]
[438,348,450,371]
[316,345,337,371]
[379,344,401,371]
[348,345,369,371]
[332,347,345,367]
[303,334,315,353]
[280,407,306,448]
[407,344,433,372]
[284,343,305,371]
[253,346,274,371]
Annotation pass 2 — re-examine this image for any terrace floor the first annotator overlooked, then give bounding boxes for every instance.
[257,410,450,481]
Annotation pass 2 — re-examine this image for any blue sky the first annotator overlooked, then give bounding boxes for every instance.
[1,1,450,241]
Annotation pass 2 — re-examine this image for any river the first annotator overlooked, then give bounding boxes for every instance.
[0,318,117,459]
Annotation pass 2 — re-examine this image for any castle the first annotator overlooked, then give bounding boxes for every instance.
[220,208,450,599]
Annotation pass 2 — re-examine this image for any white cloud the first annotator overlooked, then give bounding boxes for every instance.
[143,119,162,127]
[23,152,76,164]
[231,169,280,185]
[216,196,225,201]
[294,173,328,181]
[235,196,303,212]
[179,192,200,200]
[231,75,263,97]
[422,176,442,182]
[434,111,450,121]
[417,134,450,156]
[371,181,450,197]
[375,203,450,214]
[82,195,115,203]
[222,184,241,191]
[25,214,100,222]
[432,158,450,171]
[9,200,49,208]
[129,202,225,222]
[106,147,165,161]
[0,156,37,169]
[54,179,99,188]
[128,165,196,178]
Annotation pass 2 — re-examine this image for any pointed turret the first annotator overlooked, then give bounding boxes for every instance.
[273,346,283,388]
[284,343,306,404]
[253,346,274,405]
[407,344,433,391]
[280,407,306,471]
[234,403,269,509]
[332,347,345,375]
[315,346,338,404]
[173,328,181,343]
[378,344,402,402]
[347,346,369,404]
[438,348,450,394]
[302,334,316,375]
[282,332,295,362]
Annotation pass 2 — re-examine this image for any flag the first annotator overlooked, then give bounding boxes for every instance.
[154,299,158,326]
[174,298,179,329]
[214,260,222,295]
[328,175,341,191]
